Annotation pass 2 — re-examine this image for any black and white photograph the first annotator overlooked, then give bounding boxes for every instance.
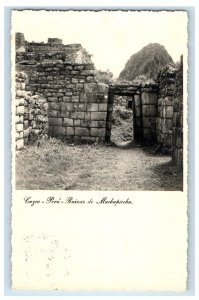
[9,8,191,293]
[13,10,186,191]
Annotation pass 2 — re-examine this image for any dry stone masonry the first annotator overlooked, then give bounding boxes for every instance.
[15,33,184,167]
[156,65,177,151]
[172,57,183,167]
[15,72,48,150]
[107,83,158,143]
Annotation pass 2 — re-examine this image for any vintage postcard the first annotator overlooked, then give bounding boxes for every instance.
[11,9,188,291]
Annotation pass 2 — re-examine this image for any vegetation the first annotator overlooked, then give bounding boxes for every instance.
[16,138,182,191]
[95,69,114,84]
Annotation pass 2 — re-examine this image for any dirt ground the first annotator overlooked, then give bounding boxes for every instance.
[16,139,183,191]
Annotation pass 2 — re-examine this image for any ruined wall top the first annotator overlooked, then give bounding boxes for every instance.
[48,38,63,44]
[16,32,93,66]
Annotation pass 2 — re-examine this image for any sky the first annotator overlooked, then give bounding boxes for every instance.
[12,10,188,78]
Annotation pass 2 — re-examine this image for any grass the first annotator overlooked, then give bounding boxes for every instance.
[15,138,183,191]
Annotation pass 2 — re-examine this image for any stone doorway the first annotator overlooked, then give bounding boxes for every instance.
[105,84,159,145]
[105,85,143,145]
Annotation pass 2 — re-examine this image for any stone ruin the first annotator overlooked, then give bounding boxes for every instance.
[15,33,183,168]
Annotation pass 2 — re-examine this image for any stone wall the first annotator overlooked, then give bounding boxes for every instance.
[15,72,26,150]
[156,66,177,151]
[141,89,158,143]
[24,61,109,143]
[107,84,158,143]
[172,58,183,167]
[15,33,184,167]
[15,72,48,150]
[16,33,92,65]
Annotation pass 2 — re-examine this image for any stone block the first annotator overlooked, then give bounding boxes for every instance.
[16,139,24,150]
[65,65,73,70]
[48,97,59,102]
[59,111,70,118]
[79,79,86,83]
[66,127,75,136]
[16,106,24,115]
[71,78,78,84]
[99,103,108,112]
[20,115,24,123]
[71,70,79,75]
[65,92,73,96]
[162,124,170,134]
[49,117,62,126]
[141,92,158,105]
[163,134,172,148]
[70,112,85,119]
[71,95,80,102]
[84,64,95,70]
[84,112,91,120]
[16,123,23,132]
[74,65,84,70]
[86,76,95,82]
[90,128,105,137]
[53,126,65,136]
[60,103,66,112]
[87,103,99,112]
[74,119,81,126]
[142,117,156,128]
[65,103,75,111]
[165,119,173,130]
[98,121,106,128]
[142,105,156,117]
[156,117,161,130]
[75,127,89,137]
[81,119,91,127]
[63,118,73,126]
[87,94,98,103]
[18,98,25,106]
[163,96,173,106]
[80,93,88,102]
[164,106,173,119]
[75,103,85,112]
[48,102,60,110]
[76,84,84,89]
[81,70,95,76]
[90,112,107,121]
[48,110,58,117]
[89,121,98,128]
[16,90,26,98]
[63,96,71,102]
[134,95,141,106]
